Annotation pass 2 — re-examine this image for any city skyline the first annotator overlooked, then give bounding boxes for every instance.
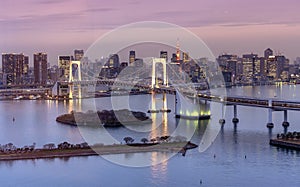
[0,0,300,64]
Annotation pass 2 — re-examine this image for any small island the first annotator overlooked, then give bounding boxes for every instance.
[56,109,152,127]
[0,136,198,161]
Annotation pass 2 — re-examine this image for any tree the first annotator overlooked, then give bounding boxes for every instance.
[141,138,148,144]
[150,138,156,143]
[124,137,134,144]
[160,136,170,142]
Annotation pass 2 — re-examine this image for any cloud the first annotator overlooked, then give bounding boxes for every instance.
[35,0,70,5]
[85,7,116,13]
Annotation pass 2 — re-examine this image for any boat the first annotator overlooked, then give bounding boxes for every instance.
[13,96,23,100]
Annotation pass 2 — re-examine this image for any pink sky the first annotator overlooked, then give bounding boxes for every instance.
[0,0,300,64]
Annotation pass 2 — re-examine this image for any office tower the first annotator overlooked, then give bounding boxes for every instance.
[58,56,71,81]
[34,52,48,85]
[176,39,180,62]
[24,56,29,76]
[242,53,259,82]
[134,58,143,67]
[74,49,84,61]
[183,52,189,63]
[120,62,128,70]
[264,48,273,59]
[259,57,267,77]
[267,55,276,78]
[160,51,168,61]
[2,53,28,85]
[275,55,288,79]
[48,65,59,84]
[108,54,120,69]
[129,50,135,65]
[100,54,120,78]
[217,54,238,81]
[171,53,177,63]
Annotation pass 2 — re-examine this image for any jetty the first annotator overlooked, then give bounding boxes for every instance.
[270,132,300,150]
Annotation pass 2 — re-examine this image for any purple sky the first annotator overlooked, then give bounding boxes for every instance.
[1,0,300,65]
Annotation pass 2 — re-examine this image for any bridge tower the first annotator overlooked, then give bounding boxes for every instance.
[68,61,82,99]
[151,58,168,89]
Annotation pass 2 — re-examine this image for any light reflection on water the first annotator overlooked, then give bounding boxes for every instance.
[0,85,300,186]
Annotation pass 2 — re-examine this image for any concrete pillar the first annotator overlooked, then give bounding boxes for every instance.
[267,108,274,128]
[175,91,179,118]
[266,99,274,128]
[151,60,156,89]
[162,59,167,86]
[232,105,239,123]
[219,103,225,125]
[282,110,289,128]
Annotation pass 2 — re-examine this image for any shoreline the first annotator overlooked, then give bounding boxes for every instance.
[270,139,300,150]
[0,142,195,161]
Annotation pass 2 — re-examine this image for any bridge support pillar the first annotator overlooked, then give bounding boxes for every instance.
[266,109,274,128]
[175,91,179,118]
[232,105,239,123]
[151,58,167,89]
[219,103,225,125]
[282,110,289,128]
[266,99,274,128]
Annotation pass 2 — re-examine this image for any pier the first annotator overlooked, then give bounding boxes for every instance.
[270,132,300,150]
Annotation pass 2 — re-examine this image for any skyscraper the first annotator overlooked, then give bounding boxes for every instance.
[74,49,84,61]
[129,50,135,65]
[58,56,71,81]
[216,54,239,81]
[100,54,120,78]
[183,52,189,63]
[242,53,259,82]
[176,40,180,62]
[264,48,273,59]
[34,52,48,85]
[160,51,168,61]
[2,53,28,85]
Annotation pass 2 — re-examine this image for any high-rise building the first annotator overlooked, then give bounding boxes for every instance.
[259,57,267,77]
[2,53,28,85]
[216,54,239,81]
[266,54,289,80]
[183,52,189,63]
[242,53,259,82]
[34,52,48,85]
[100,54,120,78]
[129,50,135,65]
[74,49,84,61]
[264,48,273,59]
[108,54,120,69]
[275,55,288,79]
[171,53,177,63]
[176,39,180,62]
[267,56,276,79]
[160,51,168,61]
[58,56,71,81]
[48,65,59,84]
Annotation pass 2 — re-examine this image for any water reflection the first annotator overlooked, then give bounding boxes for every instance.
[150,92,169,138]
[151,152,168,185]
